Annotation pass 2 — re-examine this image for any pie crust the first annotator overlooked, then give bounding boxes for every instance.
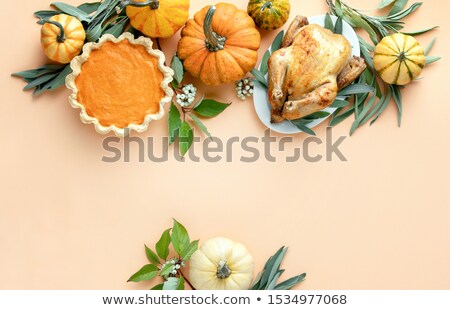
[66,33,174,137]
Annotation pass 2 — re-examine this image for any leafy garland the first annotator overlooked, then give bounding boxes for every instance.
[12,1,134,95]
[251,0,440,135]
[129,220,306,290]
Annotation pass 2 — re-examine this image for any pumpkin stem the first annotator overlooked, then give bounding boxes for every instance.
[39,20,66,43]
[204,5,226,52]
[217,259,232,279]
[116,0,160,13]
[261,1,273,12]
[398,51,407,62]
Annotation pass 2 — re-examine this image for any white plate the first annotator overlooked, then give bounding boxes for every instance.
[253,15,360,134]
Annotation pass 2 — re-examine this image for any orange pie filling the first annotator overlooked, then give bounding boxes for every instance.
[75,40,165,128]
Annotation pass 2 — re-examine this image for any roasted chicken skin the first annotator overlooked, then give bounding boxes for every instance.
[268,16,366,123]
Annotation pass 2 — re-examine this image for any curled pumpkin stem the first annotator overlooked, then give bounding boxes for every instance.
[204,5,226,52]
[38,19,66,43]
[116,0,160,13]
[261,1,273,12]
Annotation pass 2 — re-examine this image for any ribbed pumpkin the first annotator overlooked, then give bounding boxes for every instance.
[40,14,86,64]
[373,33,426,86]
[126,0,190,38]
[247,0,290,31]
[177,3,261,86]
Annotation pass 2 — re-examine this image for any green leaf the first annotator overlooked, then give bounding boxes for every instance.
[163,277,180,290]
[334,16,343,34]
[171,219,190,256]
[168,103,182,145]
[51,2,92,22]
[260,50,271,75]
[338,83,374,96]
[378,0,396,9]
[155,229,171,260]
[171,54,184,84]
[193,100,231,118]
[290,120,316,136]
[426,56,441,65]
[250,69,268,89]
[145,245,161,265]
[324,13,334,31]
[150,283,164,290]
[275,273,307,290]
[329,108,355,127]
[179,121,194,156]
[389,0,409,16]
[302,111,330,120]
[271,30,285,53]
[23,72,60,91]
[330,99,349,108]
[128,264,159,282]
[181,240,199,261]
[78,2,102,14]
[267,247,288,287]
[190,114,211,138]
[390,2,422,20]
[160,263,175,277]
[403,26,439,36]
[177,275,185,290]
[34,10,60,20]
[425,37,437,55]
[86,24,103,42]
[391,85,403,126]
[103,20,128,37]
[350,93,377,135]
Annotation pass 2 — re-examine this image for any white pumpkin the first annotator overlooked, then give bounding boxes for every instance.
[189,237,254,290]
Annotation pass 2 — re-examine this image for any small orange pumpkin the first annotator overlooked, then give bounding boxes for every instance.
[40,14,86,64]
[177,3,261,85]
[125,0,190,38]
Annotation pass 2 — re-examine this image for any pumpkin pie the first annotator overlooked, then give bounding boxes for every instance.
[66,33,174,136]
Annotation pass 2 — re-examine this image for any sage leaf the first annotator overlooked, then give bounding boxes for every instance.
[274,273,306,290]
[145,245,160,265]
[34,10,60,20]
[391,85,403,126]
[389,0,409,16]
[193,99,231,118]
[48,65,72,90]
[271,30,284,53]
[329,108,355,127]
[324,13,334,31]
[150,283,164,290]
[78,2,102,14]
[168,102,182,145]
[378,0,396,9]
[163,277,180,290]
[181,240,199,261]
[403,26,439,36]
[390,2,422,20]
[51,2,92,22]
[425,37,437,55]
[155,229,171,260]
[338,83,374,96]
[86,24,103,42]
[260,50,271,75]
[23,73,60,91]
[302,111,330,120]
[171,54,184,84]
[128,264,159,282]
[330,99,349,108]
[103,21,128,37]
[171,219,190,256]
[426,56,441,65]
[334,16,343,34]
[290,120,316,136]
[250,69,268,89]
[350,94,377,135]
[179,121,193,156]
[370,87,392,125]
[190,114,211,138]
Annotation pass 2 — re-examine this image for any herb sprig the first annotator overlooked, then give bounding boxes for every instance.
[13,0,132,95]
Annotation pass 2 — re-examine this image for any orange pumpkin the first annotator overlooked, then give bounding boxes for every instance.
[177,3,261,85]
[125,0,190,38]
[40,14,86,64]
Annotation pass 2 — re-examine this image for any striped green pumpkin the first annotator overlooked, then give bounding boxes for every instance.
[247,0,290,31]
[374,33,426,86]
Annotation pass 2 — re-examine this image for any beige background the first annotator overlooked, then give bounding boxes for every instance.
[1,0,449,290]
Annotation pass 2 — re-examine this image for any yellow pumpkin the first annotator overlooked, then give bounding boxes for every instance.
[247,0,291,31]
[189,237,254,290]
[373,33,426,86]
[177,3,261,85]
[125,0,190,38]
[40,14,86,64]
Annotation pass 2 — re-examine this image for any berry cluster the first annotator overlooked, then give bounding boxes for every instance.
[176,84,197,107]
[236,78,254,100]
[160,258,186,278]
